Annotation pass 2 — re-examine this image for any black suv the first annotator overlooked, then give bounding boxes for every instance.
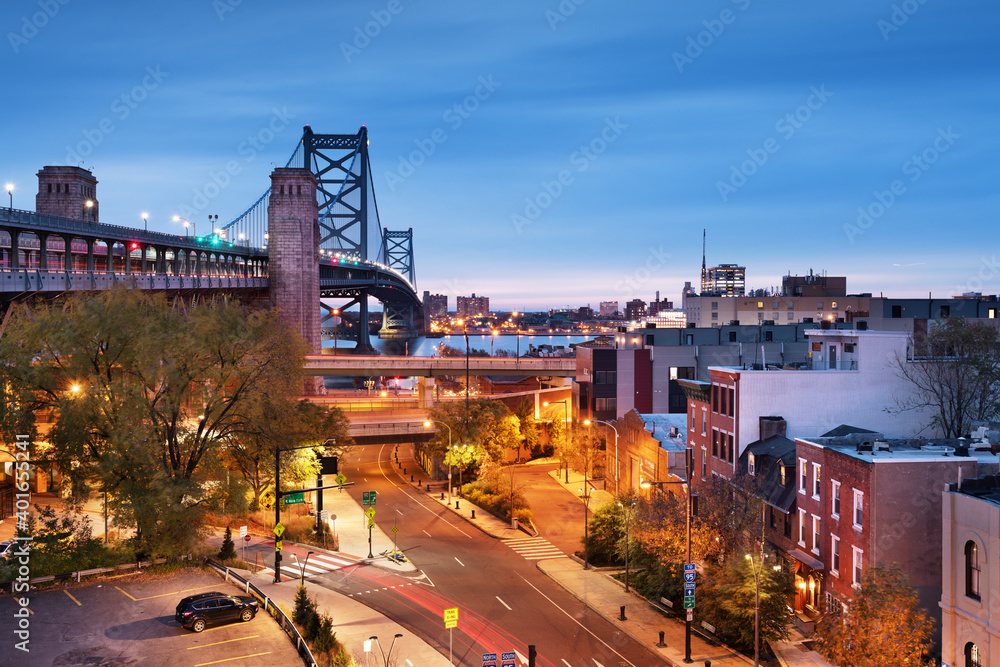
[175,591,259,633]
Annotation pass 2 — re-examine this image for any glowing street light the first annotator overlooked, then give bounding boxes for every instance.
[141,212,148,232]
[173,215,195,238]
[5,183,13,214]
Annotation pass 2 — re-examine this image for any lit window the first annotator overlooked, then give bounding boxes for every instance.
[812,515,821,555]
[853,489,864,528]
[757,301,763,309]
[748,453,755,476]
[831,535,840,574]
[799,458,807,494]
[812,464,822,499]
[831,480,841,518]
[966,541,981,600]
[798,509,807,546]
[852,546,863,586]
[966,642,982,667]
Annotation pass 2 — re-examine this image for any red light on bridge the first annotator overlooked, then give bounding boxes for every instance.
[130,242,138,249]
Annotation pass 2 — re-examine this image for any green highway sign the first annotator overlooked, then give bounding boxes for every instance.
[683,597,695,609]
[285,492,304,505]
[362,490,378,506]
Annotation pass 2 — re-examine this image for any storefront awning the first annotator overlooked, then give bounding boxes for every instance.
[788,548,824,570]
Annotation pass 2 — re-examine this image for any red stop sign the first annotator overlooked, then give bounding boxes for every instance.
[244,535,251,542]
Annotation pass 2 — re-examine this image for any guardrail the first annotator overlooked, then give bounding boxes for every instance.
[0,554,192,593]
[204,558,317,667]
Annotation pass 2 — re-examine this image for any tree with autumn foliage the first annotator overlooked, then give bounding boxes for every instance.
[815,563,934,667]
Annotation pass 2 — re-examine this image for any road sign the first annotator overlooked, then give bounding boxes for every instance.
[684,599,695,609]
[320,509,329,522]
[370,490,377,505]
[445,619,457,629]
[275,541,283,552]
[683,583,696,595]
[365,507,376,519]
[362,491,370,505]
[684,572,696,583]
[501,652,516,667]
[244,535,251,542]
[285,492,304,505]
[444,607,459,629]
[239,525,247,539]
[391,525,399,534]
[482,654,497,662]
[273,522,285,538]
[686,609,694,621]
[684,563,696,571]
[362,490,378,506]
[335,473,347,486]
[367,519,375,529]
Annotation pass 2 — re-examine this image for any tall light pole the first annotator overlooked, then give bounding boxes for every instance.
[745,554,761,667]
[5,183,13,216]
[585,419,620,496]
[544,400,570,482]
[641,446,695,663]
[369,634,403,667]
[619,497,636,592]
[141,212,148,232]
[424,420,453,505]
[512,311,520,358]
[174,216,195,238]
[578,480,592,569]
[292,551,314,586]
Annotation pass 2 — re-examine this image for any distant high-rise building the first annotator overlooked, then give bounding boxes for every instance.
[457,293,489,318]
[701,264,746,296]
[625,299,647,322]
[681,281,697,310]
[649,291,674,316]
[599,301,619,317]
[423,292,448,319]
[782,270,847,297]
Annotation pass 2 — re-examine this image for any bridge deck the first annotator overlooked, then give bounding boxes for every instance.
[304,355,576,377]
[0,269,267,293]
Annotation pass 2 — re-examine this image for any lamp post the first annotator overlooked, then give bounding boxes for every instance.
[454,444,467,497]
[6,183,13,216]
[174,216,195,239]
[586,419,620,497]
[141,212,148,232]
[491,329,498,357]
[640,446,695,663]
[745,554,762,667]
[619,497,636,592]
[577,480,592,569]
[544,400,570,482]
[85,200,94,222]
[512,311,520,358]
[424,420,453,504]
[331,308,341,355]
[369,633,403,667]
[292,551,315,586]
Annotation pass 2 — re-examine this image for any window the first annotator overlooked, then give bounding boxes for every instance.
[685,334,694,345]
[712,429,719,457]
[769,506,776,529]
[727,388,734,417]
[701,448,707,477]
[941,305,950,318]
[966,642,982,667]
[711,301,718,310]
[772,301,779,309]
[765,330,773,342]
[831,535,840,574]
[689,406,695,431]
[989,308,997,319]
[712,384,719,413]
[711,312,718,320]
[812,515,821,555]
[798,509,807,546]
[966,541,981,600]
[595,398,617,411]
[831,480,841,518]
[783,512,792,538]
[728,331,737,342]
[757,301,763,309]
[748,453,755,475]
[701,409,707,435]
[853,489,864,528]
[799,458,807,494]
[595,371,617,384]
[812,464,822,499]
[852,547,863,586]
[831,301,837,309]
[817,302,824,309]
[891,305,902,318]
[787,312,794,320]
[780,465,787,487]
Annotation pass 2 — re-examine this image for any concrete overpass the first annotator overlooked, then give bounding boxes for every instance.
[303,355,576,378]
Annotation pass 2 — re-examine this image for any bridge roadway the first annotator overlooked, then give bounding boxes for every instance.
[303,355,576,377]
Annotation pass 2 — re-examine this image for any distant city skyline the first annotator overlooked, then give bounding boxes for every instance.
[3,1,996,311]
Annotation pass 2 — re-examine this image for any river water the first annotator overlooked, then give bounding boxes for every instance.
[322,334,595,357]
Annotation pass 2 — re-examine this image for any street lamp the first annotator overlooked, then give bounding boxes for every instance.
[745,554,762,667]
[640,447,696,664]
[585,419,620,497]
[423,420,453,505]
[5,183,13,215]
[618,497,636,592]
[141,211,148,232]
[577,481,592,569]
[174,215,195,238]
[512,311,520,358]
[369,633,403,667]
[491,329,498,356]
[85,200,94,222]
[544,400,570,482]
[454,444,467,497]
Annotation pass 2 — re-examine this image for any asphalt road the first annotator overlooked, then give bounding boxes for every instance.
[287,444,669,667]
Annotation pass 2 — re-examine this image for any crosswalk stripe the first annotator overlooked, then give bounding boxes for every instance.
[310,554,355,567]
[505,538,566,561]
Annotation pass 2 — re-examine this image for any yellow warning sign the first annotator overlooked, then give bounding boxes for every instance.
[275,541,283,552]
[274,522,285,538]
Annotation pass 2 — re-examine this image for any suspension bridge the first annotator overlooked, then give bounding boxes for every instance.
[0,125,422,350]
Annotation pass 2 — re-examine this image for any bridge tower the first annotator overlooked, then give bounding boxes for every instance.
[267,167,324,392]
[36,166,99,221]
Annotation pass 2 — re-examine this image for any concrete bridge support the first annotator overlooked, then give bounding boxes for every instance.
[267,167,323,394]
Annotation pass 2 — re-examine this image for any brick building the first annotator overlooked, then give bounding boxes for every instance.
[603,410,687,496]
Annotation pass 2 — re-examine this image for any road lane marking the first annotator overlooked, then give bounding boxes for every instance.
[63,589,82,606]
[454,557,465,566]
[117,584,216,601]
[423,530,431,537]
[517,574,637,667]
[562,660,572,666]
[593,660,605,667]
[194,653,271,666]
[496,596,511,611]
[187,635,260,650]
[364,478,368,482]
[396,509,403,515]
[115,586,137,601]
[376,444,473,538]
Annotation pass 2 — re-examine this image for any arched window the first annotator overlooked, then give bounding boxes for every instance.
[965,642,981,667]
[965,541,981,600]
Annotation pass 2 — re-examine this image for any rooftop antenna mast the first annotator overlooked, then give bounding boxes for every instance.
[700,229,707,294]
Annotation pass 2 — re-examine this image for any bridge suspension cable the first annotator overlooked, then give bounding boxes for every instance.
[219,141,303,248]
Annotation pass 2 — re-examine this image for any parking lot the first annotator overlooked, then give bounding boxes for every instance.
[0,567,302,666]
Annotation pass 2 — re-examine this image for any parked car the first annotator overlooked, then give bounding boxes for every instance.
[0,540,29,561]
[174,591,259,632]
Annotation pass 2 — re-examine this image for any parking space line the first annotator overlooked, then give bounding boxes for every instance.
[63,589,82,606]
[187,635,259,650]
[194,652,272,666]
[115,586,138,601]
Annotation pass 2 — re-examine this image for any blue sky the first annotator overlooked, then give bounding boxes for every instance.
[3,0,997,310]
